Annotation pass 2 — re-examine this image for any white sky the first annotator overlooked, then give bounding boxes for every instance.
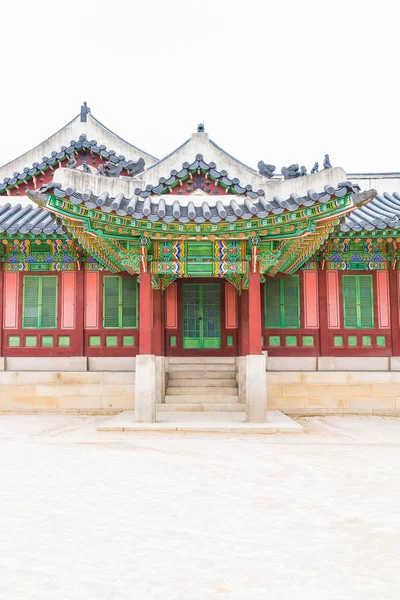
[0,0,398,174]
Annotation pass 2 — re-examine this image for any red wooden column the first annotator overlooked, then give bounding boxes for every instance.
[248,268,262,355]
[139,267,153,354]
[318,270,330,356]
[389,269,400,356]
[152,288,164,356]
[75,268,85,356]
[238,290,249,356]
[0,266,3,357]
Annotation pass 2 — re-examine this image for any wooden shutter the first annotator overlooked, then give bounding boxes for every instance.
[23,277,40,328]
[343,276,358,328]
[283,276,300,327]
[265,279,281,327]
[359,275,374,328]
[343,275,374,328]
[41,277,57,328]
[103,277,119,328]
[121,278,137,328]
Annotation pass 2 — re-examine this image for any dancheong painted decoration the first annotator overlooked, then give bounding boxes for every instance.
[1,104,400,364]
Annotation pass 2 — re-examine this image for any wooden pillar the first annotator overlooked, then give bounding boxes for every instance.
[139,267,153,355]
[75,268,84,356]
[238,290,249,357]
[248,268,262,355]
[389,269,400,356]
[152,288,164,356]
[318,270,330,356]
[0,267,3,357]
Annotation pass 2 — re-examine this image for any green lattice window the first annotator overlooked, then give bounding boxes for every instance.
[342,275,374,329]
[22,276,58,329]
[264,276,300,328]
[103,276,138,328]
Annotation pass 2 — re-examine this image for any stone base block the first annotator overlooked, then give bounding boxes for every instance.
[135,355,156,423]
[246,355,267,423]
[0,370,134,413]
[6,357,88,372]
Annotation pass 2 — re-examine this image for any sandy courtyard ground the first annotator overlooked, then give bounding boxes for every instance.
[0,415,399,600]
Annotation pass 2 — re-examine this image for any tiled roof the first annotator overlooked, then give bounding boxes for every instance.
[0,135,145,195]
[135,155,264,199]
[0,203,64,235]
[33,180,362,224]
[341,192,400,232]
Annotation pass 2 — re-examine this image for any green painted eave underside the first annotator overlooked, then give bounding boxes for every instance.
[46,193,353,240]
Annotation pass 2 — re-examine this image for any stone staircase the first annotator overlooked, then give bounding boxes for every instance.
[157,357,245,414]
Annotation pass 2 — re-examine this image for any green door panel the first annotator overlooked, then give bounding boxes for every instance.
[182,283,221,349]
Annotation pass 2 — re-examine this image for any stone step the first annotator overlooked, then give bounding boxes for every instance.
[168,357,236,364]
[157,403,245,412]
[168,371,236,380]
[169,363,236,372]
[165,395,239,404]
[167,378,238,388]
[166,386,238,396]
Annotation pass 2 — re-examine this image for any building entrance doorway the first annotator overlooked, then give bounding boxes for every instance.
[182,283,221,349]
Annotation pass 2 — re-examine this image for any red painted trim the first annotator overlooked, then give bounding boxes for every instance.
[4,272,18,329]
[152,288,164,356]
[61,272,75,328]
[390,270,400,356]
[165,278,237,357]
[84,272,99,328]
[225,282,238,329]
[304,270,319,328]
[4,272,81,357]
[318,270,330,356]
[165,283,177,328]
[239,290,249,357]
[377,270,390,328]
[248,269,262,355]
[75,268,84,357]
[327,270,340,328]
[0,267,3,356]
[139,267,152,354]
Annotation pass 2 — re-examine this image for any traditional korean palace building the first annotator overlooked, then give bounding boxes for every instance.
[1,104,400,420]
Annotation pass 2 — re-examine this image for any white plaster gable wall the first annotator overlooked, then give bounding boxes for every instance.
[142,131,268,189]
[348,174,400,195]
[49,165,350,208]
[0,114,157,182]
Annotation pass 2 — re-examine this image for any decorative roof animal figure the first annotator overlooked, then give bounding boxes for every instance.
[80,101,91,123]
[300,166,307,177]
[96,163,106,176]
[311,162,319,174]
[67,155,77,169]
[258,161,276,178]
[323,154,332,169]
[104,161,123,178]
[281,164,300,179]
[127,157,145,177]
[81,162,92,174]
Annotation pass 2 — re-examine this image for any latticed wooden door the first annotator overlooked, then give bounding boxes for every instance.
[182,283,221,349]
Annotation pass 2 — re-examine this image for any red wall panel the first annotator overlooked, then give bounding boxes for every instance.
[85,272,99,329]
[225,282,238,329]
[4,272,18,328]
[304,270,319,328]
[377,270,390,328]
[327,270,340,328]
[62,272,76,329]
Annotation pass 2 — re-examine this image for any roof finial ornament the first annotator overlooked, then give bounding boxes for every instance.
[323,154,332,169]
[311,162,319,174]
[258,161,276,178]
[80,101,91,123]
[197,123,205,132]
[281,164,300,179]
